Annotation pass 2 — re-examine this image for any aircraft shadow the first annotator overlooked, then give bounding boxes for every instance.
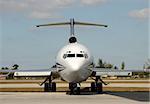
[65,87,149,102]
[105,91,149,102]
[66,87,104,95]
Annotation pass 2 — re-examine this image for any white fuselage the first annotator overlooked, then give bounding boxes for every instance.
[56,42,93,83]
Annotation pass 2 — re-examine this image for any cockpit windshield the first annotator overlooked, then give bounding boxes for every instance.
[67,54,75,57]
[63,53,88,59]
[63,54,75,59]
[76,54,84,57]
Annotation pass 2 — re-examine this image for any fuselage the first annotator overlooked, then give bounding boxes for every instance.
[35,19,107,84]
[56,42,94,83]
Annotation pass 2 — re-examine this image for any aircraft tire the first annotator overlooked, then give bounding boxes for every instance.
[52,82,56,92]
[91,82,96,92]
[44,83,50,92]
[96,82,103,93]
[75,87,80,95]
[69,83,80,95]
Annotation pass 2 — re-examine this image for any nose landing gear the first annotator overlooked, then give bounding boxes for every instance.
[69,83,80,95]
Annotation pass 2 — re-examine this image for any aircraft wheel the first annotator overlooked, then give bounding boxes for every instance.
[52,82,56,92]
[44,83,50,92]
[69,83,80,95]
[70,83,77,94]
[74,87,80,95]
[91,82,96,92]
[96,82,103,93]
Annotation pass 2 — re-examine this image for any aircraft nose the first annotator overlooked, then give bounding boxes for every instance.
[71,65,81,71]
[69,61,84,71]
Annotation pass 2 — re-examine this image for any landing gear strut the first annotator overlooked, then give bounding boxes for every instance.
[69,83,80,95]
[91,76,107,93]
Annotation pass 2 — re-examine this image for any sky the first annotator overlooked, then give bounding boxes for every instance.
[0,0,149,70]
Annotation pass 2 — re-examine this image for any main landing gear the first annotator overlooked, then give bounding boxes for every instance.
[41,75,107,94]
[91,76,108,93]
[44,82,56,92]
[40,75,56,92]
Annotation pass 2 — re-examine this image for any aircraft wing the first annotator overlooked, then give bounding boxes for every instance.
[92,68,148,76]
[0,68,56,77]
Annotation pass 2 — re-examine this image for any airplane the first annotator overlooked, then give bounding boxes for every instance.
[0,18,147,94]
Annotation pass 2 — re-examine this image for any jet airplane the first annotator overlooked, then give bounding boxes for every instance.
[0,19,146,94]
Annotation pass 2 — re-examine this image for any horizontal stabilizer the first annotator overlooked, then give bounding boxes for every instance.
[36,18,108,37]
[75,22,108,27]
[36,21,107,27]
[36,22,70,27]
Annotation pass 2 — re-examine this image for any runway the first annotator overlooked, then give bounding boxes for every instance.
[0,92,149,104]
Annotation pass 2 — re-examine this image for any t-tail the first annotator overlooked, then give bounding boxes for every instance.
[36,18,108,43]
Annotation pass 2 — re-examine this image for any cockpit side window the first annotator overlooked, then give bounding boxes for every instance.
[84,54,88,59]
[63,54,67,59]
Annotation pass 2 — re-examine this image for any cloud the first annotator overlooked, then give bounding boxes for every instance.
[129,8,150,20]
[0,0,107,19]
[0,0,28,12]
[29,11,63,19]
[0,0,74,19]
[80,0,107,6]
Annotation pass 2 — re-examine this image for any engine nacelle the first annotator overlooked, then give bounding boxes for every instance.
[69,37,77,43]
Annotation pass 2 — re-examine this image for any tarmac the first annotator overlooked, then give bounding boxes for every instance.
[0,92,149,104]
[0,80,149,104]
[0,79,149,92]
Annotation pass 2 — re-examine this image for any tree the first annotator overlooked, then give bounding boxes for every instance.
[8,64,19,79]
[114,66,118,69]
[5,64,19,79]
[104,63,113,69]
[96,58,114,69]
[5,67,9,70]
[1,67,9,74]
[97,58,104,68]
[12,64,19,70]
[145,59,150,69]
[0,67,9,71]
[121,61,125,70]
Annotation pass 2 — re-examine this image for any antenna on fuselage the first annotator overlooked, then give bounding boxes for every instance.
[36,18,108,43]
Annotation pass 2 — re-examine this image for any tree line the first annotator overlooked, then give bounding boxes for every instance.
[95,58,125,70]
[1,64,19,79]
